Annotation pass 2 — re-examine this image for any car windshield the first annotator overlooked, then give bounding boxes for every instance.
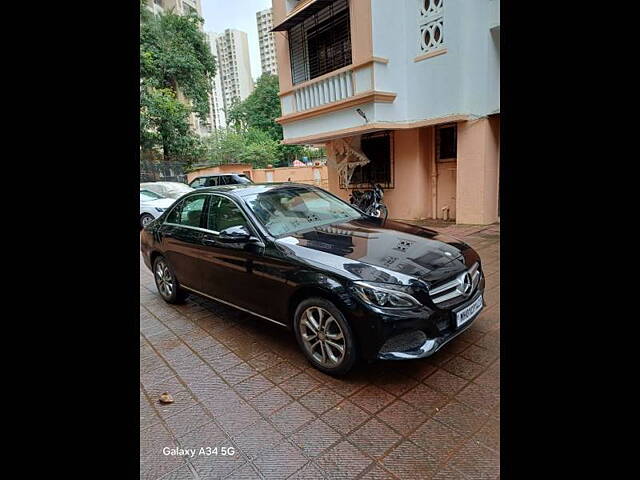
[244,187,362,237]
[140,190,163,202]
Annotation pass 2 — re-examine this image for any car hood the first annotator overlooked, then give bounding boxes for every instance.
[142,198,175,208]
[274,218,478,286]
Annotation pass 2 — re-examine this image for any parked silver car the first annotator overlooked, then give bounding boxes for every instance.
[140,181,194,199]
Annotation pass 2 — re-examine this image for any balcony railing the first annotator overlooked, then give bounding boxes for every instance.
[293,68,354,112]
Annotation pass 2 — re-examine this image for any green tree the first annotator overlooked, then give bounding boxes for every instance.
[201,128,280,169]
[140,6,215,162]
[228,74,304,166]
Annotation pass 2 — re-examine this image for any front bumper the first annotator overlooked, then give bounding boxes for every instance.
[377,291,484,360]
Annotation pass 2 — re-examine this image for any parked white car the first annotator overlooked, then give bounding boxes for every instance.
[140,190,175,228]
[140,181,193,199]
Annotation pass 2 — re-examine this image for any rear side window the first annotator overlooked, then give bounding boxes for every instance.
[166,195,207,228]
[190,178,205,188]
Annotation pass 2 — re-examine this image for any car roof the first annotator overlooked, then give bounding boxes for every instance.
[189,183,320,198]
[194,173,246,178]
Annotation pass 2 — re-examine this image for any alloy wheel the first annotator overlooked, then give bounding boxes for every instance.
[142,215,154,227]
[299,306,346,367]
[155,259,174,298]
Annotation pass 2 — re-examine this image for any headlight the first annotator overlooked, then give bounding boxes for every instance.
[155,207,166,212]
[352,281,420,309]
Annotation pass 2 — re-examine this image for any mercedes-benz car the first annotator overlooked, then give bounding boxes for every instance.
[140,183,485,375]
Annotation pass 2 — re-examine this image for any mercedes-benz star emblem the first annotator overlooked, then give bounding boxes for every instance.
[458,272,473,296]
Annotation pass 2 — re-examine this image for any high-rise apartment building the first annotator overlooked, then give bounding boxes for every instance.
[256,8,278,76]
[145,0,201,17]
[205,33,227,131]
[212,29,254,113]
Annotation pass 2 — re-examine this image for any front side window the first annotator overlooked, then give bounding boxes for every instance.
[244,186,361,237]
[166,195,206,228]
[207,196,249,232]
[190,177,205,188]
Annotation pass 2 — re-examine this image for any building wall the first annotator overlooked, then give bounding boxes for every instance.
[186,164,328,188]
[256,8,278,76]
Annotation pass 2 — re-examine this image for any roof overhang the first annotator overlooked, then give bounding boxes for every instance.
[271,0,336,32]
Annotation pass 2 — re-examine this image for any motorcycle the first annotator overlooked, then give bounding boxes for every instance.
[349,184,389,220]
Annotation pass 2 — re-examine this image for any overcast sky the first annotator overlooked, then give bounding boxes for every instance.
[201,0,273,81]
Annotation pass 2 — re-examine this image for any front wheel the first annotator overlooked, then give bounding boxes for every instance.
[293,297,357,375]
[140,213,155,228]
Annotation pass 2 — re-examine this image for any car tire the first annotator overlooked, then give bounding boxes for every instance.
[293,297,357,376]
[153,256,188,304]
[140,213,155,228]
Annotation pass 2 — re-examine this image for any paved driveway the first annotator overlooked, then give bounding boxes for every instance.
[140,223,500,480]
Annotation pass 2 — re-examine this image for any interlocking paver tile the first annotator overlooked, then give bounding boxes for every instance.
[400,383,448,415]
[290,418,341,458]
[348,418,401,459]
[448,439,500,480]
[316,440,373,479]
[423,369,469,396]
[381,440,438,480]
[232,418,285,460]
[408,418,464,463]
[140,223,499,480]
[349,385,395,414]
[248,386,293,416]
[473,417,500,452]
[270,401,316,435]
[455,382,500,414]
[280,372,321,398]
[234,374,274,400]
[442,355,486,381]
[376,399,427,436]
[459,344,498,367]
[253,441,308,480]
[164,404,213,438]
[262,361,301,384]
[299,386,344,415]
[321,400,370,435]
[433,401,489,437]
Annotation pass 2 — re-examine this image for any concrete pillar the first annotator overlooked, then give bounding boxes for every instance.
[456,116,500,225]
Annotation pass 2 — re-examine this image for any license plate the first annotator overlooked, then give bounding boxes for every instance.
[456,295,483,328]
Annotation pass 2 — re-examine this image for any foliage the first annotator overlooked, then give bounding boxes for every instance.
[140,88,206,162]
[203,128,280,169]
[140,5,215,162]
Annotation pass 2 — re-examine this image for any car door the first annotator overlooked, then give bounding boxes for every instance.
[198,195,281,319]
[158,194,210,292]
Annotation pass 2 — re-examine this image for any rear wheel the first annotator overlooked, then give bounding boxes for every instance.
[293,297,357,375]
[153,256,188,304]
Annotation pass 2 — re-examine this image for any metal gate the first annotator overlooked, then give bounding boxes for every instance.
[140,160,188,183]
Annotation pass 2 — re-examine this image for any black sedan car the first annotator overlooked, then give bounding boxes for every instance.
[140,184,485,375]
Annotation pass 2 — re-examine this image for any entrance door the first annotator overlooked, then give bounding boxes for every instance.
[436,163,457,221]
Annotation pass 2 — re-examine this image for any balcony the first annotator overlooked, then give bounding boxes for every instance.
[277,58,395,124]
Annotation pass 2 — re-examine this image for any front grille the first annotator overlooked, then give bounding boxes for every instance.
[430,263,481,306]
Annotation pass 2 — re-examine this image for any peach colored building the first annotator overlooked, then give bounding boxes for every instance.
[271,0,500,224]
[186,163,329,189]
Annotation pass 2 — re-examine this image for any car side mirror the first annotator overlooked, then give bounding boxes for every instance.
[218,225,253,243]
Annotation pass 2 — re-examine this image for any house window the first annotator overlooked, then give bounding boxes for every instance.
[347,132,394,188]
[288,0,352,85]
[436,124,457,162]
[419,0,444,54]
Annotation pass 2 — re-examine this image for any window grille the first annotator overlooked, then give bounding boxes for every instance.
[419,0,444,54]
[287,0,352,85]
[346,132,394,188]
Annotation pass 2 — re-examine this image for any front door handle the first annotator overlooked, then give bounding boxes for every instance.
[202,234,217,245]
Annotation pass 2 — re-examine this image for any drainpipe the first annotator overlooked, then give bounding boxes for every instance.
[431,134,438,219]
